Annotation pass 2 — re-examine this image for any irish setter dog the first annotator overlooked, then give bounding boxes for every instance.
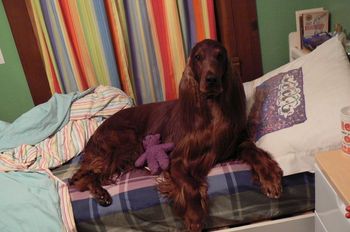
[70,39,283,231]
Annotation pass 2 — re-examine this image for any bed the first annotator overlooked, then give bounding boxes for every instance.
[1,37,350,232]
[52,155,314,231]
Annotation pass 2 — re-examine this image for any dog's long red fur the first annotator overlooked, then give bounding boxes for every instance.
[71,39,283,231]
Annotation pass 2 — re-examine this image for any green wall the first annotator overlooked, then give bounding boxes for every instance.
[0,1,34,122]
[318,0,350,35]
[257,0,350,73]
[257,0,320,73]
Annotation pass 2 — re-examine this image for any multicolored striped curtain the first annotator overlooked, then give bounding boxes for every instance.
[26,0,216,104]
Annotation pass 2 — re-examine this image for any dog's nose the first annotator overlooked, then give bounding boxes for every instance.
[206,75,217,85]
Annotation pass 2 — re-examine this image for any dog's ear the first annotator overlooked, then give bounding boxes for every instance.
[179,58,200,106]
[178,58,201,129]
[222,58,247,125]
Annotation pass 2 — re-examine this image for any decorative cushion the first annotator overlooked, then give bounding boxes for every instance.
[244,37,350,175]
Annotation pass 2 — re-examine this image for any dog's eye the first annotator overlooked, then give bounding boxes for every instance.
[194,54,203,61]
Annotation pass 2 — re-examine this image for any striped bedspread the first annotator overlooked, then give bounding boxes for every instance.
[53,155,315,231]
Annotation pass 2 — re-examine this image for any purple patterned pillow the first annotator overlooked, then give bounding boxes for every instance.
[254,68,307,140]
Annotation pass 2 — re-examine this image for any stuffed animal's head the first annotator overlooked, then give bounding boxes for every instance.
[143,134,161,148]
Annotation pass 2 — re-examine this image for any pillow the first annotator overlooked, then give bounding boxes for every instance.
[244,37,350,176]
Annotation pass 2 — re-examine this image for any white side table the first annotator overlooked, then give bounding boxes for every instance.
[315,150,350,232]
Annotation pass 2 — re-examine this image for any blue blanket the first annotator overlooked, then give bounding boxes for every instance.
[0,171,63,232]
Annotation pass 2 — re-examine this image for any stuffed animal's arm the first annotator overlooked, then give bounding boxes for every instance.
[134,152,148,167]
[158,142,175,152]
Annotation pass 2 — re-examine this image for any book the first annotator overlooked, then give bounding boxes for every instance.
[301,11,329,39]
[295,8,329,49]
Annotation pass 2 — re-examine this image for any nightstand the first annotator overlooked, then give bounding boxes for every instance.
[315,150,350,232]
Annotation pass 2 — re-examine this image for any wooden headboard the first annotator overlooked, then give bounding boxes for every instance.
[3,0,51,105]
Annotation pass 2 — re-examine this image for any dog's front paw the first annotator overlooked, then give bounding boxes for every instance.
[92,187,113,207]
[260,178,282,199]
[184,213,204,232]
[187,222,202,232]
[259,164,283,199]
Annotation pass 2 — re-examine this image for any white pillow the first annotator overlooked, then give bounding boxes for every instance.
[244,37,350,176]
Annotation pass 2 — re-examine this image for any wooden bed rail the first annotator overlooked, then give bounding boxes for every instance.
[2,0,51,105]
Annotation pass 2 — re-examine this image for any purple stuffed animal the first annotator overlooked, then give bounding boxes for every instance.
[134,134,174,175]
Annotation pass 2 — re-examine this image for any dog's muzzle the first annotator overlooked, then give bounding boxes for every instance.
[201,75,222,97]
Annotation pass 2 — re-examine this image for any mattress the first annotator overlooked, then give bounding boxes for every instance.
[52,155,315,231]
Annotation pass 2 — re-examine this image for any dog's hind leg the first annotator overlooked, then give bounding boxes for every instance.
[70,148,115,206]
[70,128,142,206]
[71,169,113,206]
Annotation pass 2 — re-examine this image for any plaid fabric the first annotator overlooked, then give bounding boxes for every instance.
[53,155,314,231]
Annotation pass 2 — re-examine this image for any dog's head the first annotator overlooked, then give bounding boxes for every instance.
[179,39,246,125]
[187,39,228,98]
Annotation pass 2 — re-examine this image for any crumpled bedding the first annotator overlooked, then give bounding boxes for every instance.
[0,88,92,152]
[0,86,133,232]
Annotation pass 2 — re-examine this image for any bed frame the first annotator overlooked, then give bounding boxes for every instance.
[215,212,315,232]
